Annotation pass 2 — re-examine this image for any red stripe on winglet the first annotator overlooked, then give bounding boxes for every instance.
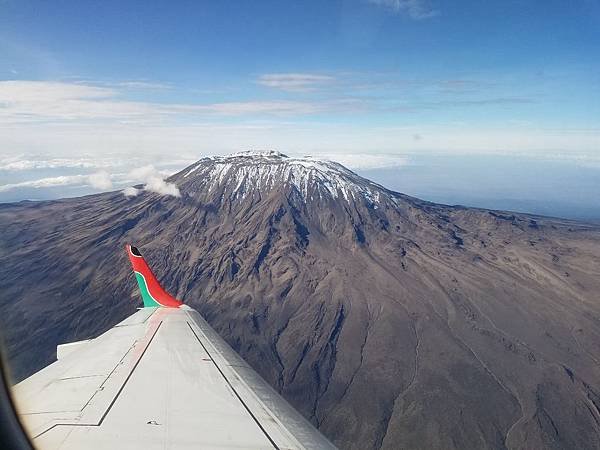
[125,244,183,308]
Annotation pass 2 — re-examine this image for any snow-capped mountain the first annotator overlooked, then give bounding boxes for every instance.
[175,150,386,204]
[1,152,600,450]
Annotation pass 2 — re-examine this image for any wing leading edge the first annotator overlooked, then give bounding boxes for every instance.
[13,245,337,450]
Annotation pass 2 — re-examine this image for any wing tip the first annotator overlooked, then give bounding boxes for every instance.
[125,243,183,309]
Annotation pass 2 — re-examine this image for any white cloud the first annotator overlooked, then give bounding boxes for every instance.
[0,171,114,192]
[368,0,439,19]
[0,81,160,124]
[116,81,172,90]
[257,73,335,92]
[0,81,340,125]
[0,81,114,103]
[122,186,140,197]
[126,165,180,197]
[0,157,104,171]
[145,176,181,197]
[88,171,113,189]
[191,100,330,116]
[128,165,164,180]
[0,175,88,192]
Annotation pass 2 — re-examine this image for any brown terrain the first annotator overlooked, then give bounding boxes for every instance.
[1,151,600,449]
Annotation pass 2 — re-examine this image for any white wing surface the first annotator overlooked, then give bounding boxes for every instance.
[13,244,337,450]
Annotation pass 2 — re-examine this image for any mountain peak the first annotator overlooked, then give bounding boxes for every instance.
[176,151,386,204]
[229,150,289,158]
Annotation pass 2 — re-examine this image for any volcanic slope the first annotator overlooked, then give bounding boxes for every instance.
[1,151,600,450]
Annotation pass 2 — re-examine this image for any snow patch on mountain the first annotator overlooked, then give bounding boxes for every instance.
[180,151,390,204]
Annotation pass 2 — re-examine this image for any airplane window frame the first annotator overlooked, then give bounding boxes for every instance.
[0,346,34,450]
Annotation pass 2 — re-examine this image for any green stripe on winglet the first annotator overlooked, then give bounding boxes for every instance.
[135,272,161,308]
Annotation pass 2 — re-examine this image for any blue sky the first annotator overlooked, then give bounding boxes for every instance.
[0,0,599,210]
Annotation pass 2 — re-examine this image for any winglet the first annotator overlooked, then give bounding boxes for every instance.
[125,244,183,308]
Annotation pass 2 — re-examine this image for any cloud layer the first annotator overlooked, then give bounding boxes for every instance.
[0,156,105,171]
[0,175,88,192]
[0,171,114,193]
[0,80,351,125]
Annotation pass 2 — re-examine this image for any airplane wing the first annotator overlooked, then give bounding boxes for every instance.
[12,245,337,450]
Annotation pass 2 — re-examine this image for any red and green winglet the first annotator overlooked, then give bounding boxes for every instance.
[125,244,183,308]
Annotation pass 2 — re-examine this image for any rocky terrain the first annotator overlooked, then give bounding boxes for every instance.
[1,151,600,449]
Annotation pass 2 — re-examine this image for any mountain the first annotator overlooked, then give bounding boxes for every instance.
[1,151,600,450]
